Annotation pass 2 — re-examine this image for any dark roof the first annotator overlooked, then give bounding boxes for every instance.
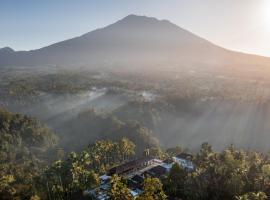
[108,156,153,175]
[128,179,139,189]
[127,178,143,190]
[131,175,144,184]
[145,165,167,177]
[163,159,174,164]
[176,153,193,160]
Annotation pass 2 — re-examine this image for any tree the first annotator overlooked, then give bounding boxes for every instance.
[43,152,99,200]
[196,142,214,166]
[0,108,58,200]
[86,138,137,173]
[138,177,166,200]
[166,146,183,157]
[236,192,267,200]
[108,175,133,200]
[165,163,187,198]
[118,137,135,161]
[0,175,16,200]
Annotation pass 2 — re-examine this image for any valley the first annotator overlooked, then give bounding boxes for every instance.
[2,11,270,199]
[2,66,270,152]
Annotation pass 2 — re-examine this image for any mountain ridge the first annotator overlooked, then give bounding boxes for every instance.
[0,14,270,68]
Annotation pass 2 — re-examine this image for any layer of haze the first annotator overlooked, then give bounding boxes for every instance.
[0,0,270,56]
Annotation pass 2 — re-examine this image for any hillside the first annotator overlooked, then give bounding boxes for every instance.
[1,15,270,70]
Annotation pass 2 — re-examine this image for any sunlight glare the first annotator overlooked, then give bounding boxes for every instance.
[262,1,270,28]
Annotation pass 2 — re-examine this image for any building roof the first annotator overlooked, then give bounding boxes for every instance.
[145,165,167,177]
[100,175,111,181]
[128,179,142,190]
[108,156,153,175]
[130,190,139,197]
[131,175,144,184]
[175,153,193,160]
[163,159,174,164]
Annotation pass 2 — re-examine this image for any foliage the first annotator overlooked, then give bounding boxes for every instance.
[236,192,268,200]
[165,146,184,157]
[108,175,133,200]
[43,138,135,199]
[164,143,270,200]
[0,108,58,199]
[87,138,135,172]
[42,152,100,200]
[61,109,159,153]
[164,163,187,197]
[3,108,270,200]
[0,108,57,162]
[138,177,167,200]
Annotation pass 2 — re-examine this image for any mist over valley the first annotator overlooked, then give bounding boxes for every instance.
[1,62,270,152]
[2,10,270,199]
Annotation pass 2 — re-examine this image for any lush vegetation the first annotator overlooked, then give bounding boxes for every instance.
[2,69,270,199]
[164,143,270,200]
[108,175,166,200]
[41,138,137,200]
[99,143,270,200]
[2,70,270,152]
[59,109,159,152]
[42,143,270,199]
[0,108,57,199]
[1,107,270,200]
[2,68,270,108]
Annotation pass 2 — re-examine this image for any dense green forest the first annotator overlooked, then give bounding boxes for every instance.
[0,108,57,199]
[2,70,270,152]
[1,108,270,200]
[2,7,270,200]
[2,70,270,199]
[58,109,159,152]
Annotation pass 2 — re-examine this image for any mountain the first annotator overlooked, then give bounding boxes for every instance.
[0,47,14,53]
[0,14,270,69]
[0,47,15,65]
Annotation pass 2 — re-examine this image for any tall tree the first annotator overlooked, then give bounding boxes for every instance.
[165,163,187,198]
[108,175,133,200]
[138,177,166,200]
[118,137,135,161]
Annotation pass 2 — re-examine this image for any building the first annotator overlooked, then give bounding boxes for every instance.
[84,181,110,200]
[84,154,194,199]
[161,159,175,172]
[144,165,168,178]
[172,153,195,171]
[108,156,155,176]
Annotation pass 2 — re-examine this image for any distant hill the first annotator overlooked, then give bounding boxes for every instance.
[1,14,270,69]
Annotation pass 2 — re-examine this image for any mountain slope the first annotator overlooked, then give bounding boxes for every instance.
[0,14,270,69]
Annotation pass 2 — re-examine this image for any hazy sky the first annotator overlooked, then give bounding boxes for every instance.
[1,0,270,56]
